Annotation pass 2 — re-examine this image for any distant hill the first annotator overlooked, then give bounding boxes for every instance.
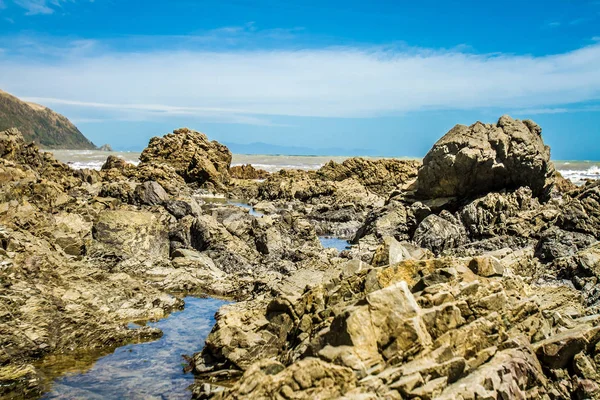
[0,89,96,149]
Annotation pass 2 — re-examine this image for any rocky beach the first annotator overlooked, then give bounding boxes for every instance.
[1,116,600,399]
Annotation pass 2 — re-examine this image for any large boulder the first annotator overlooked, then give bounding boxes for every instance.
[417,115,555,200]
[139,128,232,189]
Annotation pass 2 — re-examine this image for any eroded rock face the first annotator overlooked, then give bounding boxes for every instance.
[139,128,232,190]
[417,115,555,200]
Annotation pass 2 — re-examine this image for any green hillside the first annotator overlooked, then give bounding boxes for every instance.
[0,89,96,150]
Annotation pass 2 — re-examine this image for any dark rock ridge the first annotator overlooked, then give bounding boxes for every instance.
[417,115,555,201]
[0,89,96,150]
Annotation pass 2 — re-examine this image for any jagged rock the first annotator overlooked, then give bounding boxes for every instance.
[417,115,555,200]
[558,180,600,238]
[139,128,232,189]
[413,213,467,254]
[50,212,93,256]
[212,358,357,399]
[229,164,269,180]
[134,180,169,206]
[534,324,600,369]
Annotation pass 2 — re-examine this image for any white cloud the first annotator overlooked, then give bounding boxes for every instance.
[12,0,70,15]
[1,39,600,123]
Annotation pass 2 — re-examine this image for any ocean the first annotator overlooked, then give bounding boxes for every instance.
[49,150,600,185]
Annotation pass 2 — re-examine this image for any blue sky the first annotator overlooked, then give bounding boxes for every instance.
[0,0,599,158]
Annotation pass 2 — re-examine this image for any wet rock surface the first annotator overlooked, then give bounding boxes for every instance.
[2,117,600,400]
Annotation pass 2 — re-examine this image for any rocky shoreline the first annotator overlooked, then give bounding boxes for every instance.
[1,116,599,399]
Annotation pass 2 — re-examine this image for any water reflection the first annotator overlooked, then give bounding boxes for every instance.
[42,297,227,400]
[319,236,350,252]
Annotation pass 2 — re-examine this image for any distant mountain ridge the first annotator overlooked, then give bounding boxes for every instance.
[223,141,384,157]
[0,89,96,150]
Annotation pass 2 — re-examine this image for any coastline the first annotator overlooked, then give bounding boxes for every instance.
[2,118,600,399]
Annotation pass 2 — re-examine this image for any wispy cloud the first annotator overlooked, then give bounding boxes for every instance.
[546,21,561,28]
[1,35,600,124]
[12,0,73,15]
[569,17,592,25]
[512,105,600,115]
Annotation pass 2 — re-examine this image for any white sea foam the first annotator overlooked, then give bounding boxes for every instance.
[557,165,600,185]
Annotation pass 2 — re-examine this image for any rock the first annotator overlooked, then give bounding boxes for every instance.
[438,343,546,400]
[98,143,113,151]
[229,164,269,180]
[212,358,357,399]
[89,209,170,263]
[50,212,93,256]
[371,236,432,267]
[417,115,555,200]
[573,352,598,381]
[534,325,600,369]
[317,158,420,196]
[139,128,232,189]
[535,227,596,263]
[101,155,130,170]
[163,199,195,219]
[413,213,467,254]
[468,256,504,277]
[558,180,600,238]
[134,181,169,206]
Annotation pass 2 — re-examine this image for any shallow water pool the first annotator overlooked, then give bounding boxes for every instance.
[42,297,228,400]
[319,236,350,252]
